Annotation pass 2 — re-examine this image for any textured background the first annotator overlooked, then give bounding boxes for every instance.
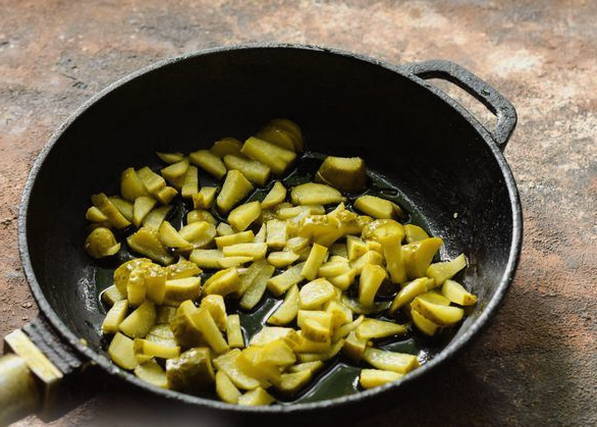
[1,0,595,426]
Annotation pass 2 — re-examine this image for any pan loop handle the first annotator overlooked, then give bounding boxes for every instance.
[401,60,517,150]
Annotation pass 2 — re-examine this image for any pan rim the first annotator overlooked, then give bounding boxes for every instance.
[18,43,522,413]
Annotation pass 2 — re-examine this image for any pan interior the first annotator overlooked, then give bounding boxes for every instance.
[24,47,514,404]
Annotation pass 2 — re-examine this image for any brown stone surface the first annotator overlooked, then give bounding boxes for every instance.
[0,0,595,425]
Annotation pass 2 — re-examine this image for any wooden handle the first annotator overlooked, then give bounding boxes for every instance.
[0,353,41,425]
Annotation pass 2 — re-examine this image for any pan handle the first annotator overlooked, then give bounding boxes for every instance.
[401,60,517,150]
[1,318,91,425]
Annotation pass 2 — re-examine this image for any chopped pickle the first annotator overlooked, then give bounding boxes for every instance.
[109,197,134,222]
[213,349,263,390]
[297,310,332,342]
[411,297,464,325]
[354,195,395,219]
[114,258,152,294]
[285,236,310,253]
[356,318,407,340]
[84,227,120,259]
[108,332,138,370]
[274,370,312,395]
[135,360,169,389]
[142,205,171,230]
[189,249,224,268]
[200,294,227,330]
[134,338,180,359]
[215,230,255,248]
[166,347,215,393]
[156,151,185,164]
[217,170,254,213]
[101,285,125,306]
[256,125,297,152]
[161,158,189,182]
[411,309,440,336]
[332,315,364,342]
[268,119,304,151]
[133,196,157,226]
[226,314,245,348]
[257,339,296,367]
[351,250,384,275]
[187,209,216,225]
[442,280,477,306]
[358,264,387,307]
[101,300,128,334]
[155,186,178,205]
[91,193,131,229]
[179,221,216,248]
[417,290,451,306]
[289,361,324,374]
[403,237,443,279]
[210,137,243,158]
[359,369,403,389]
[326,300,352,328]
[343,331,368,361]
[292,332,331,353]
[158,221,193,250]
[315,156,366,192]
[328,267,357,291]
[389,277,433,313]
[301,243,329,281]
[216,370,242,404]
[126,268,146,306]
[363,348,419,374]
[121,168,150,201]
[222,243,267,259]
[218,256,252,268]
[426,254,467,286]
[165,258,201,279]
[267,262,306,296]
[240,264,275,310]
[299,278,335,310]
[204,268,241,296]
[223,154,271,185]
[362,219,404,243]
[189,149,227,179]
[261,181,287,209]
[164,277,201,306]
[192,186,218,209]
[137,167,167,195]
[241,137,296,175]
[238,387,275,406]
[181,166,199,198]
[290,182,345,206]
[119,300,156,338]
[236,260,268,296]
[216,222,235,236]
[267,251,299,268]
[86,206,109,223]
[404,224,430,243]
[250,327,298,347]
[170,301,205,347]
[318,260,350,278]
[228,201,261,231]
[265,219,287,249]
[194,307,229,354]
[347,236,368,261]
[381,239,407,284]
[267,285,299,325]
[127,227,174,265]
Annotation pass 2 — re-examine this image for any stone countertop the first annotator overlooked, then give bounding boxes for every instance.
[1,0,595,425]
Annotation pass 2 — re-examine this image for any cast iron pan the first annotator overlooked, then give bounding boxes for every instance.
[1,44,521,425]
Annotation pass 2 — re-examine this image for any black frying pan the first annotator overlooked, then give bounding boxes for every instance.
[0,44,522,425]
